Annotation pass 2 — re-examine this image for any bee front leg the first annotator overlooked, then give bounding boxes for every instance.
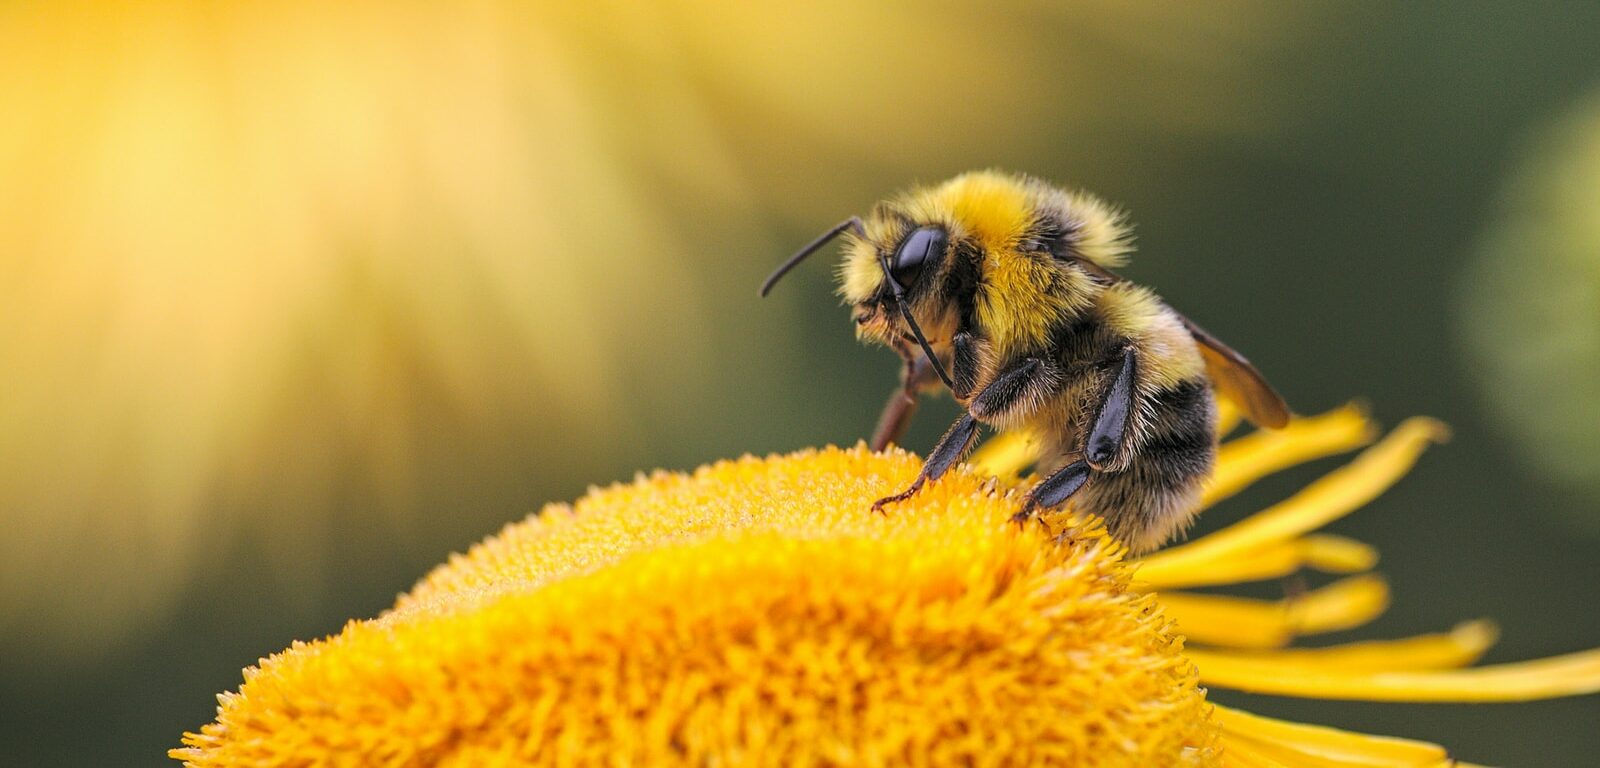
[870,352,940,451]
[871,413,981,513]
[869,326,983,451]
[873,351,1053,513]
[869,387,919,452]
[1013,346,1138,524]
[872,344,1054,513]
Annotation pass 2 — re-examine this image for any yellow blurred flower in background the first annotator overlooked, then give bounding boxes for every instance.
[1461,94,1600,531]
[0,0,713,658]
[174,407,1600,766]
[0,0,1339,663]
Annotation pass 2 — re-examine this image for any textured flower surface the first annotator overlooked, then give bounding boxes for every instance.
[174,405,1600,767]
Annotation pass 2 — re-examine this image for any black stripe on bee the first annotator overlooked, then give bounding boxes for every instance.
[1137,379,1216,490]
[1050,314,1119,369]
[1016,211,1083,262]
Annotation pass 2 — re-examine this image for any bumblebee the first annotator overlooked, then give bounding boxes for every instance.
[761,171,1289,553]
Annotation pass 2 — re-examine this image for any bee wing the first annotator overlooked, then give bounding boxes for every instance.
[1176,315,1290,429]
[1067,256,1290,429]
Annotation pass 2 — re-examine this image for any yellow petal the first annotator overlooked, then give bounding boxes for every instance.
[1189,620,1498,675]
[1138,418,1448,585]
[1300,534,1381,573]
[1159,575,1389,650]
[1138,534,1377,590]
[1215,397,1244,439]
[1195,645,1600,702]
[1219,737,1293,768]
[1203,403,1379,509]
[1213,704,1449,767]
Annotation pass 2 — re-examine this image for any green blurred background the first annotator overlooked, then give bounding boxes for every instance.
[2,1,1598,765]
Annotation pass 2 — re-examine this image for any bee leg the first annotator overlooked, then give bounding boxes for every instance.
[1011,459,1092,525]
[871,413,981,513]
[1085,346,1138,471]
[968,357,1052,421]
[869,389,919,452]
[871,327,984,450]
[1010,347,1136,524]
[950,330,983,400]
[870,353,940,451]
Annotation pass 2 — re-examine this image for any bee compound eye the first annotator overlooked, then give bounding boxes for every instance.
[891,226,946,286]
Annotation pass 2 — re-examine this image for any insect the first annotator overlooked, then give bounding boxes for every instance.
[760,170,1289,553]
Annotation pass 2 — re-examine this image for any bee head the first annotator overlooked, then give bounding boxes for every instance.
[757,210,962,389]
[838,216,970,389]
[849,224,955,335]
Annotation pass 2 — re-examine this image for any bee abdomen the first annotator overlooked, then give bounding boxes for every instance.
[1136,378,1216,488]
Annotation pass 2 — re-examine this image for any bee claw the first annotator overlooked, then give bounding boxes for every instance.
[871,481,923,515]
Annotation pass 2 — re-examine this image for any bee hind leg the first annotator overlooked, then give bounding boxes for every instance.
[872,413,981,513]
[1010,459,1091,525]
[1011,346,1138,525]
[1086,346,1138,470]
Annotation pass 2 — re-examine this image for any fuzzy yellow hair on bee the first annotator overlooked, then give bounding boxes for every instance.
[762,170,1288,553]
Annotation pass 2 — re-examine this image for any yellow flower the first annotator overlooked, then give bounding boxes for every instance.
[173,405,1600,766]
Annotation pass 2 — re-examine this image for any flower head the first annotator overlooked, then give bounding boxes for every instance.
[174,404,1600,766]
[176,448,1214,766]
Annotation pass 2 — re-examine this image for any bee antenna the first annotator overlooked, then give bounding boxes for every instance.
[880,259,956,391]
[759,216,864,297]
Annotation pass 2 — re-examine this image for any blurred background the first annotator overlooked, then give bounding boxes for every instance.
[2,1,1598,765]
